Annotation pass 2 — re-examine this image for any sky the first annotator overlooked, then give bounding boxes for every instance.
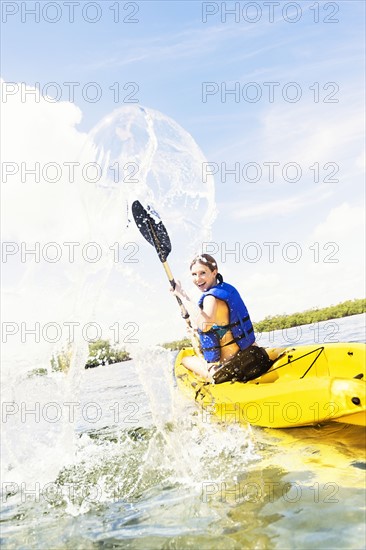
[1,0,365,357]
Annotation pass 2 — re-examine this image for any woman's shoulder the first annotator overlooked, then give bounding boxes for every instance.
[216,281,237,293]
[205,281,236,298]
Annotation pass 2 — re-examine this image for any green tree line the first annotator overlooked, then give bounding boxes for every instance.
[254,298,365,333]
[50,339,131,372]
[30,298,363,375]
[162,298,365,351]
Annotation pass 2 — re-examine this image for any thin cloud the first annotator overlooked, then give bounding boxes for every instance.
[222,189,333,221]
[76,17,293,72]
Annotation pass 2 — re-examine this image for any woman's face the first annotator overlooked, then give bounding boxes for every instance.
[190,261,218,292]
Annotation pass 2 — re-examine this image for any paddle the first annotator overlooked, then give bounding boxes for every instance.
[131,200,192,326]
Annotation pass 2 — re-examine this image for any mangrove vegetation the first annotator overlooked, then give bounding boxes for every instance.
[162,298,365,351]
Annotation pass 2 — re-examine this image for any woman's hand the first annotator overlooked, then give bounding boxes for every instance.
[170,280,188,301]
[186,325,204,359]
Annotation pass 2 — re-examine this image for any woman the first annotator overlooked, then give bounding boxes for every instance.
[172,254,274,384]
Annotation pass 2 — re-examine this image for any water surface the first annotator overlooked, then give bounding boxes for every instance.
[1,314,365,549]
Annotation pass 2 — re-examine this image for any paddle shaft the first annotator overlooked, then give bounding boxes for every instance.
[162,261,191,324]
[145,215,191,324]
[163,260,203,358]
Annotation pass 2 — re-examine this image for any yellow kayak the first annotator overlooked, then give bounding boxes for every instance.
[174,343,366,428]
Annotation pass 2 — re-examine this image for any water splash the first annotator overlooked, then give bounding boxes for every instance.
[84,104,216,247]
[1,100,216,498]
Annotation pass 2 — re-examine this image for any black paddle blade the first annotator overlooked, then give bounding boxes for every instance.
[132,200,172,263]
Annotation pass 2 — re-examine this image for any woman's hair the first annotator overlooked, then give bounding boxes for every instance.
[190,253,223,284]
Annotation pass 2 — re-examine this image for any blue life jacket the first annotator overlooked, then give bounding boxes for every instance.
[197,281,255,362]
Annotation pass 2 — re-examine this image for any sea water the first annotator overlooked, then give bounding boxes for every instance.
[1,314,365,550]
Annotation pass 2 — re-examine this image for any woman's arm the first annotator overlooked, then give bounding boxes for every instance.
[170,280,200,324]
[196,295,217,332]
[172,282,218,332]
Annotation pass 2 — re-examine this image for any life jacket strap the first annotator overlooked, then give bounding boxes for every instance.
[201,325,254,352]
[216,315,250,331]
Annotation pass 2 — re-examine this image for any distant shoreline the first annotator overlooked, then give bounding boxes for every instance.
[253,298,365,333]
[45,299,365,371]
[162,298,365,351]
